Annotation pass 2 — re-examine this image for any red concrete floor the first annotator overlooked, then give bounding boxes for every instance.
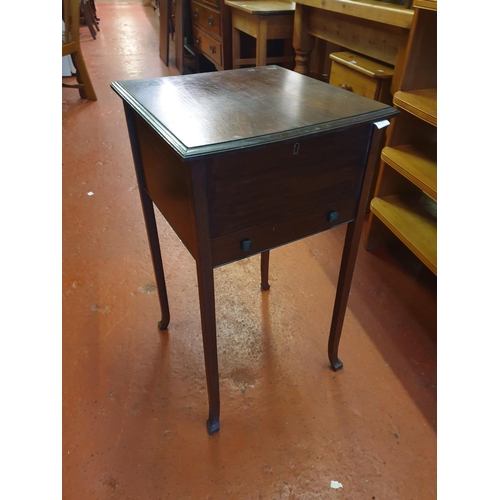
[62,3,437,498]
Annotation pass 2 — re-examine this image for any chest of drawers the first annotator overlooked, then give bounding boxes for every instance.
[191,0,231,69]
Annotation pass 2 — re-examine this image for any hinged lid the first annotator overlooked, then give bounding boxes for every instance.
[111,66,397,160]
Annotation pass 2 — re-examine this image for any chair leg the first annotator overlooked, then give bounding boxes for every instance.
[71,50,97,100]
[89,0,100,31]
[81,0,97,39]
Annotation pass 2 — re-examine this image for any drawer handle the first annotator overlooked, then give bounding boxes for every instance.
[210,45,216,54]
[240,239,252,252]
[340,84,353,92]
[195,35,201,44]
[194,8,199,19]
[327,211,339,223]
[208,15,214,26]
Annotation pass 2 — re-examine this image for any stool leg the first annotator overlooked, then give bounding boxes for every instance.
[256,18,268,67]
[261,250,270,291]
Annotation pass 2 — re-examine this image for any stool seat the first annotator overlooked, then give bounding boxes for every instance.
[226,0,295,68]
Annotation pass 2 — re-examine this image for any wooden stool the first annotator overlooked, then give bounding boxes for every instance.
[329,52,394,105]
[226,1,295,68]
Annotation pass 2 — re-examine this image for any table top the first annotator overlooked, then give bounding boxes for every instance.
[111,66,397,159]
[225,0,295,15]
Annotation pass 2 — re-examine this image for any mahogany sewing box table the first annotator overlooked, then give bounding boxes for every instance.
[111,66,397,434]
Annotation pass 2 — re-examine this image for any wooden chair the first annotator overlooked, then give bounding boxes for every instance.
[81,0,100,40]
[62,0,97,100]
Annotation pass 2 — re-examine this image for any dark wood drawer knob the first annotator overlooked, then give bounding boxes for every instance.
[194,8,199,19]
[240,239,252,251]
[195,35,201,44]
[340,84,353,92]
[208,15,214,26]
[210,45,216,54]
[327,211,339,223]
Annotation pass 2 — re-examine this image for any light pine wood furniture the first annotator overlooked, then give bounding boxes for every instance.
[365,0,437,274]
[293,0,413,94]
[62,0,97,100]
[329,51,394,105]
[226,0,295,68]
[328,50,396,212]
[111,66,397,435]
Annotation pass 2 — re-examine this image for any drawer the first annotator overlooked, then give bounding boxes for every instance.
[329,52,394,104]
[329,62,380,100]
[208,124,372,238]
[211,197,358,267]
[191,2,221,38]
[193,27,222,66]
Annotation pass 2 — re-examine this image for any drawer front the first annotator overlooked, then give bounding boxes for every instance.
[211,198,358,267]
[193,27,222,66]
[329,62,380,100]
[191,2,221,38]
[208,124,372,238]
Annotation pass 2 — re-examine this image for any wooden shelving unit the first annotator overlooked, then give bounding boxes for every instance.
[365,0,437,274]
[393,89,437,126]
[371,194,437,274]
[381,144,437,201]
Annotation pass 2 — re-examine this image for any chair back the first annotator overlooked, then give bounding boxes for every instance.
[63,0,80,51]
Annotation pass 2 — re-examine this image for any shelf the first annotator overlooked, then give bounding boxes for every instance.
[413,0,437,11]
[370,194,437,274]
[382,144,437,201]
[393,89,437,126]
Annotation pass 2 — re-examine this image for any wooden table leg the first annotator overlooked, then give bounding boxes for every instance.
[261,250,270,291]
[256,18,268,67]
[292,3,315,75]
[124,104,171,330]
[190,163,221,435]
[328,124,385,371]
[328,220,358,371]
[196,261,221,435]
[232,24,241,68]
